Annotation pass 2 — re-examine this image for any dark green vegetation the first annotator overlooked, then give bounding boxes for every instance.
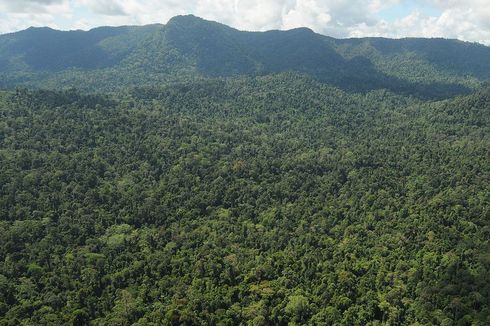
[0,74,489,325]
[0,15,489,98]
[1,14,490,325]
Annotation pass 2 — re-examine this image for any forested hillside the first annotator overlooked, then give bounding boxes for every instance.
[0,15,489,98]
[0,75,489,325]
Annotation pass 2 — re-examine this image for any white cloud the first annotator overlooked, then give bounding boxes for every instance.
[349,5,490,45]
[0,0,67,13]
[0,0,71,31]
[368,0,401,13]
[0,0,488,45]
[80,0,127,16]
[281,0,332,30]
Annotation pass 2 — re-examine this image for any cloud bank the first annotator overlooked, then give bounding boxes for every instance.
[0,0,489,45]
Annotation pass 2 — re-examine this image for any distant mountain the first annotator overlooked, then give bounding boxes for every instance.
[0,15,489,98]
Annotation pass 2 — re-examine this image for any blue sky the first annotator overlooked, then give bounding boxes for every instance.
[378,1,441,22]
[0,0,489,45]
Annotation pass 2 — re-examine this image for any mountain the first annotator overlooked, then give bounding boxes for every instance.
[1,15,489,98]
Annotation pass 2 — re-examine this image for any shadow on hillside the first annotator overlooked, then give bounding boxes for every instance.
[186,26,473,101]
[327,56,472,100]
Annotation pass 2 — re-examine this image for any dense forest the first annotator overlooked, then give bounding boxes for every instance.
[0,73,489,325]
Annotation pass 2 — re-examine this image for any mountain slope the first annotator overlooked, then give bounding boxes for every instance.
[0,15,489,98]
[0,75,488,324]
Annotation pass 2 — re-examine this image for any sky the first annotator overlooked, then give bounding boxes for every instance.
[0,0,489,45]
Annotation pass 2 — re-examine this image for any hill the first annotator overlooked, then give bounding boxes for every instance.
[0,15,489,98]
[1,14,489,325]
[0,75,489,324]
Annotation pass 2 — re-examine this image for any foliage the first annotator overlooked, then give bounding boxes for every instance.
[0,15,488,99]
[0,75,489,324]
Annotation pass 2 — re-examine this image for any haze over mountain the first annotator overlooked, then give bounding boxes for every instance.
[1,15,489,99]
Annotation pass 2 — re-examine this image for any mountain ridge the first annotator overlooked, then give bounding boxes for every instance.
[0,16,489,326]
[0,14,489,99]
[7,15,485,46]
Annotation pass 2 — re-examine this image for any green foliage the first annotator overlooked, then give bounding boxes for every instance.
[0,15,488,99]
[285,295,310,322]
[0,75,489,325]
